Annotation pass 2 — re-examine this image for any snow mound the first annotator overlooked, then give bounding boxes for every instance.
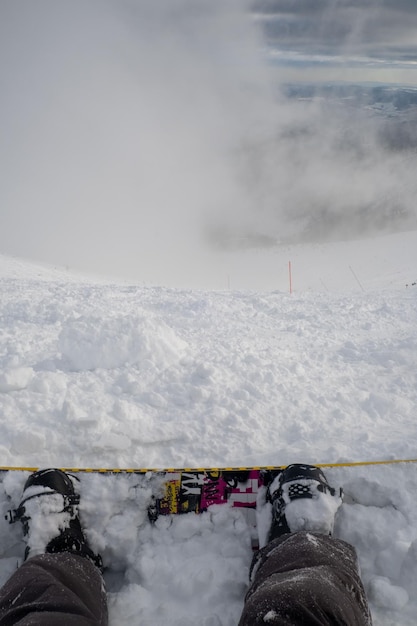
[0,367,34,392]
[368,576,409,611]
[59,315,188,371]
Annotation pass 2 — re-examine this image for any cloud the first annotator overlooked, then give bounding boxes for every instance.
[252,0,417,63]
[0,0,416,286]
[0,0,272,277]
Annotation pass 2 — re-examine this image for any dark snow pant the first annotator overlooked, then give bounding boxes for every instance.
[239,532,372,626]
[0,552,107,626]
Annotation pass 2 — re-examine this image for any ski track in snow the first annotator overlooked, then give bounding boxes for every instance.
[0,235,417,625]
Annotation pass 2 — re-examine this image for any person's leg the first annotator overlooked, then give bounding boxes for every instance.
[239,464,372,626]
[0,469,107,626]
[0,552,107,626]
[239,532,372,626]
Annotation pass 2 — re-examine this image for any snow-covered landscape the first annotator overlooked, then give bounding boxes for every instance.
[2,0,417,623]
[0,230,416,625]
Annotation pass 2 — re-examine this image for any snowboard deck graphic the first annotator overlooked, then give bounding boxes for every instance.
[147,468,272,520]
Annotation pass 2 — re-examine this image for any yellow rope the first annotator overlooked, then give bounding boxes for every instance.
[0,459,416,474]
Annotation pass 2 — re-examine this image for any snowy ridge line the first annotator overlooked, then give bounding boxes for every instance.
[0,459,417,473]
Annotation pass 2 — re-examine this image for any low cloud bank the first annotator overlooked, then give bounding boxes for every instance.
[0,0,416,283]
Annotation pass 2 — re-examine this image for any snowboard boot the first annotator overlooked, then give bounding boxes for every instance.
[8,468,102,568]
[266,464,342,543]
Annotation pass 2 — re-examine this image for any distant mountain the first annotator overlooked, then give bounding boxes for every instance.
[282,82,417,151]
[283,83,417,112]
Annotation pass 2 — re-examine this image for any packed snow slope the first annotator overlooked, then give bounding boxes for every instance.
[0,230,417,625]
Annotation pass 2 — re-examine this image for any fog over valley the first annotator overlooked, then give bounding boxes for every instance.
[1,0,417,286]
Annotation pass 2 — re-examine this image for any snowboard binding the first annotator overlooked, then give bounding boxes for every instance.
[266,464,342,542]
[6,468,102,568]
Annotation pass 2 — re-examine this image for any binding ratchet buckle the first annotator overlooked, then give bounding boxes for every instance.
[5,492,80,525]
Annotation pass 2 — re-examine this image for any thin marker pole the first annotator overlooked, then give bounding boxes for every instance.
[349,265,365,292]
[289,261,292,294]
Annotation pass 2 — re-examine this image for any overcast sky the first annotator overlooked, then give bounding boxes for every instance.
[0,0,273,279]
[252,0,417,84]
[0,1,416,285]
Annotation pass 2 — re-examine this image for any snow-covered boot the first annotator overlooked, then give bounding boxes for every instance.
[266,464,342,543]
[10,468,102,568]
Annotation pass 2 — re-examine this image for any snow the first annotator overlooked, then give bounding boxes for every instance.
[0,230,417,624]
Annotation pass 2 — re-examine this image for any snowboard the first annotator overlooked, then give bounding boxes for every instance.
[2,460,416,528]
[146,467,278,523]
